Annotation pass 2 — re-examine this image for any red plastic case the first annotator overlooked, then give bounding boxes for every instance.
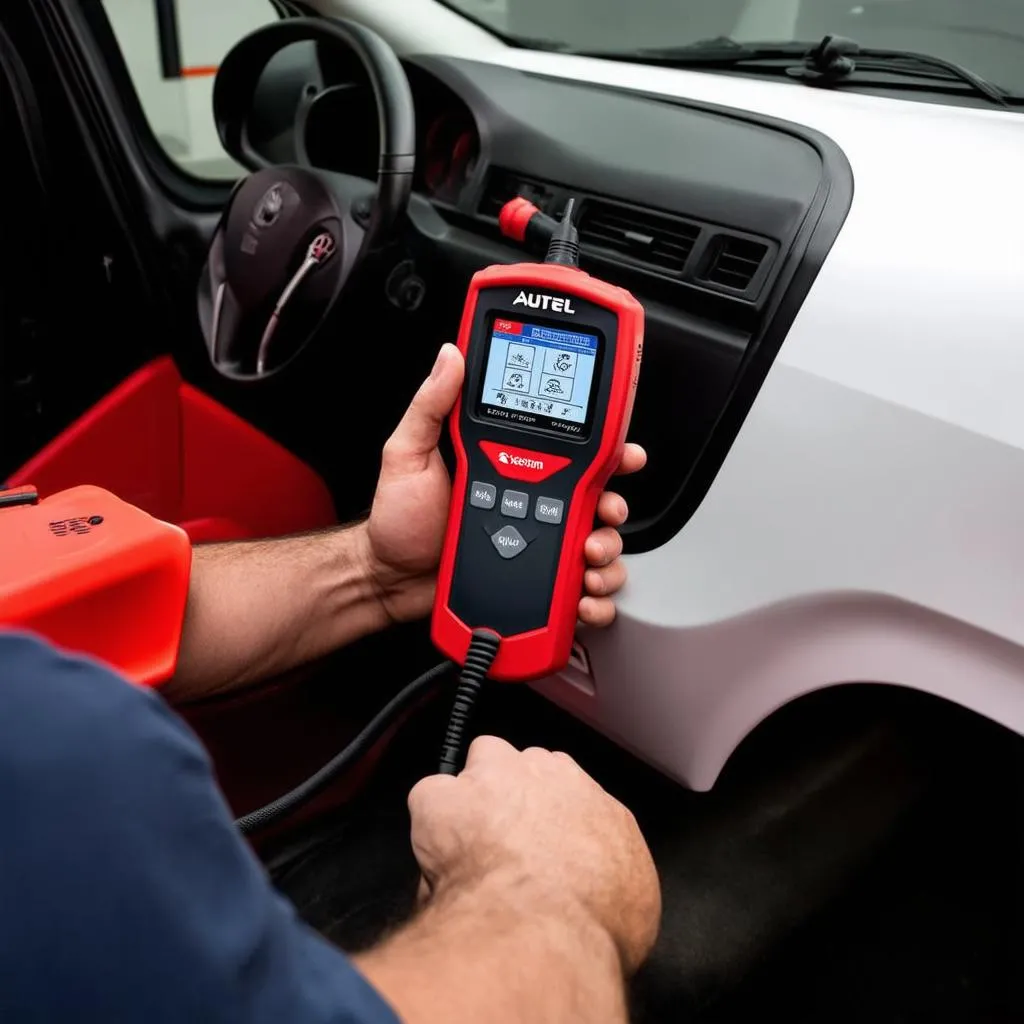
[0,485,192,686]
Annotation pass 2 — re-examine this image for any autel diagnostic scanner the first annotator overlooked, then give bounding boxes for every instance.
[431,198,645,771]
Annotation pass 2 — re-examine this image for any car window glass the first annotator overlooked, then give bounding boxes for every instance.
[102,0,280,179]
[444,0,1024,98]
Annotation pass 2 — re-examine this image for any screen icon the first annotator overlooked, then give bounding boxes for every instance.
[544,348,578,377]
[506,343,536,371]
[503,370,531,392]
[539,373,573,399]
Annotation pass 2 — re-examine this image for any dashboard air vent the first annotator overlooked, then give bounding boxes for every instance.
[480,169,562,218]
[700,234,770,292]
[577,200,700,277]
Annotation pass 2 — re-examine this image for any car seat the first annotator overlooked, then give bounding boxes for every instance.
[5,357,337,543]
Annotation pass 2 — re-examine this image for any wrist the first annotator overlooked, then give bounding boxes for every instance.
[434,867,626,976]
[309,521,392,643]
[346,521,395,618]
[355,868,626,1023]
[355,522,437,626]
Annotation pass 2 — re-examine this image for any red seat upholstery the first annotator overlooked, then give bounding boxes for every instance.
[8,358,337,542]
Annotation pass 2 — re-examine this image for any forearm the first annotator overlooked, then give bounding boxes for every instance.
[166,523,390,702]
[354,873,628,1024]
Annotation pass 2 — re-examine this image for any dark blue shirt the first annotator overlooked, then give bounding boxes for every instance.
[0,632,400,1023]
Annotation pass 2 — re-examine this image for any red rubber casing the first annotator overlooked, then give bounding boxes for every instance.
[431,262,644,681]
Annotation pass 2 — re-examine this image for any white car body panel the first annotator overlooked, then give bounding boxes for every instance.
[327,0,1024,787]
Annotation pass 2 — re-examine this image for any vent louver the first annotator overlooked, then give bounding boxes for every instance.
[577,200,700,277]
[480,170,561,218]
[700,235,770,292]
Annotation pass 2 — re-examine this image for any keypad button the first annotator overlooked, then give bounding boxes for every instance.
[491,525,528,559]
[500,489,529,519]
[469,481,496,510]
[534,497,564,525]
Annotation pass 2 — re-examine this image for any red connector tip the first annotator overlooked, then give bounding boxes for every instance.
[499,196,540,243]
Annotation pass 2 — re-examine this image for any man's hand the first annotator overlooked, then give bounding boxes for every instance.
[363,344,647,626]
[354,737,660,1023]
[170,343,645,702]
[409,735,660,975]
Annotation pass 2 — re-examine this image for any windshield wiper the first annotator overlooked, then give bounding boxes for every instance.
[633,36,808,62]
[796,34,1011,108]
[577,34,1014,109]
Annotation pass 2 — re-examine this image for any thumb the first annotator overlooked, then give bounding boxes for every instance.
[383,344,465,472]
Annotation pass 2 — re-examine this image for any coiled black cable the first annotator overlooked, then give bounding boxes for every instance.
[235,659,454,835]
[438,629,501,775]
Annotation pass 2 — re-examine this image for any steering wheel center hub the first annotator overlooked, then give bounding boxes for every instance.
[196,17,415,381]
[223,169,343,315]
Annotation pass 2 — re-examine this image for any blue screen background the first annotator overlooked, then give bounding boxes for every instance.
[480,320,599,426]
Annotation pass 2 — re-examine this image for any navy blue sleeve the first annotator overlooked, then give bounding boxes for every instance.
[0,632,401,1024]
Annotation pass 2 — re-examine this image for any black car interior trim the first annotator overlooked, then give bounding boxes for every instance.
[292,50,851,549]
[20,4,853,554]
[379,56,851,550]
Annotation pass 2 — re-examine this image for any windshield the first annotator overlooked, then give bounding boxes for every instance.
[446,0,1024,97]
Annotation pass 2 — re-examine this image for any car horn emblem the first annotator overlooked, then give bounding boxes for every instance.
[253,184,285,227]
[254,230,339,375]
[308,231,337,264]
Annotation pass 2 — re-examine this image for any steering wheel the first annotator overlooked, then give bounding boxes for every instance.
[197,18,415,380]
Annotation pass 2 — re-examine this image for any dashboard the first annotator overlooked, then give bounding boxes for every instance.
[227,23,1024,800]
[297,50,851,552]
[301,62,481,205]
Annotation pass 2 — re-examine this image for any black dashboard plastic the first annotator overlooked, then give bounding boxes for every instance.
[305,52,852,552]
[420,58,820,239]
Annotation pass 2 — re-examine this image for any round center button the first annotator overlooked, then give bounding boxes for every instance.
[491,525,528,559]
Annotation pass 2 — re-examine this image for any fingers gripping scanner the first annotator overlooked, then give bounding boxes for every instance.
[432,198,645,771]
